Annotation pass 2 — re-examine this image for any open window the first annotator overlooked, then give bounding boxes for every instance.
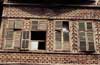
[30,31,46,50]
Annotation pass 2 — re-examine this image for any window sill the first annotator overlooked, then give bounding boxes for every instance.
[0,50,99,55]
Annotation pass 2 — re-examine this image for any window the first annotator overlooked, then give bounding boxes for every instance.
[30,31,46,50]
[79,22,95,52]
[4,19,23,49]
[4,29,14,49]
[7,19,23,30]
[31,21,47,31]
[55,21,70,51]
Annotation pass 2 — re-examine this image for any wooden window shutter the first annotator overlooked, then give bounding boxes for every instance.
[14,31,21,49]
[55,30,62,49]
[14,20,23,29]
[38,21,47,30]
[32,21,38,30]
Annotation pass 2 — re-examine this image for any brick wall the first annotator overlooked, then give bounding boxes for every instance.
[2,6,100,19]
[0,52,99,65]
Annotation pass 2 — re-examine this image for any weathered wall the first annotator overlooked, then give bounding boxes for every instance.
[0,52,99,65]
[0,2,100,65]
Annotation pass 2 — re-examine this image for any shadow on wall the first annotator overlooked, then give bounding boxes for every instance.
[10,6,79,17]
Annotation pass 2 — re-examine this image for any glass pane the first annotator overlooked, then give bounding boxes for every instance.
[55,30,62,49]
[55,21,62,29]
[56,30,61,41]
[6,30,13,40]
[79,32,86,41]
[87,33,94,42]
[23,31,29,39]
[14,31,21,48]
[15,20,23,29]
[38,21,47,30]
[79,22,85,31]
[55,41,62,49]
[22,40,29,48]
[32,21,38,30]
[80,41,86,51]
[8,20,14,29]
[63,32,69,51]
[30,41,38,50]
[5,40,13,49]
[87,22,92,31]
[88,42,95,51]
[63,22,69,32]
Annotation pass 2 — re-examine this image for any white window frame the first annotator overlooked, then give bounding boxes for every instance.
[78,21,96,51]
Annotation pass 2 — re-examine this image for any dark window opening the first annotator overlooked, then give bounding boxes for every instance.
[31,31,46,40]
[31,31,46,50]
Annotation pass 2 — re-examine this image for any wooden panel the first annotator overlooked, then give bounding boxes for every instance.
[38,21,47,30]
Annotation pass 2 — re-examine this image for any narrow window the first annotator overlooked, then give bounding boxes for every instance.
[4,30,14,49]
[79,32,86,51]
[55,21,70,51]
[21,31,30,50]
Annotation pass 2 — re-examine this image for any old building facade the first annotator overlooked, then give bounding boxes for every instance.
[0,0,100,65]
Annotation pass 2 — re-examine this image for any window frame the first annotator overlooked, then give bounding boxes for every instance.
[54,20,71,51]
[4,19,23,50]
[4,29,14,49]
[78,21,96,52]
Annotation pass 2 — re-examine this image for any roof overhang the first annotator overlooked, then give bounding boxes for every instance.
[8,0,96,4]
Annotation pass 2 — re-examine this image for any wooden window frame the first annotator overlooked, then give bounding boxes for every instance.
[4,29,14,49]
[54,20,71,51]
[4,19,23,50]
[30,19,48,51]
[78,21,96,52]
[31,19,48,31]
